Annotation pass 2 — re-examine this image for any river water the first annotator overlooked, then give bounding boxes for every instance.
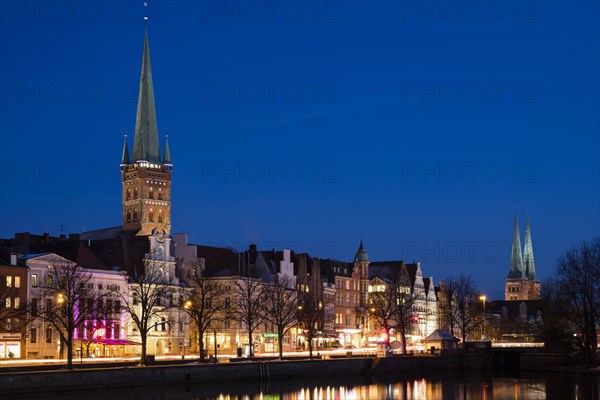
[9,370,599,400]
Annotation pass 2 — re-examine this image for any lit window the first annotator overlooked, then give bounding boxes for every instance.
[5,297,11,308]
[14,297,20,309]
[6,276,12,287]
[31,274,38,287]
[15,276,20,288]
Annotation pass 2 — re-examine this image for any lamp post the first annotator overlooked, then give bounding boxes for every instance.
[479,295,486,340]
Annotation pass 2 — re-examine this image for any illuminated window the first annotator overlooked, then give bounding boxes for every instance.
[127,210,132,222]
[31,274,38,287]
[126,189,131,200]
[149,209,154,222]
[14,297,20,309]
[5,297,11,308]
[158,210,163,223]
[15,276,20,288]
[134,187,138,199]
[6,276,12,287]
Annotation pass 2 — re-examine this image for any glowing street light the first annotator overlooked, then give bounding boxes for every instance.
[479,295,487,340]
[57,292,65,304]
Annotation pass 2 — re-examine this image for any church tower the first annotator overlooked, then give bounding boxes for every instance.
[505,210,528,300]
[121,30,172,236]
[353,240,370,309]
[505,210,540,300]
[523,213,540,299]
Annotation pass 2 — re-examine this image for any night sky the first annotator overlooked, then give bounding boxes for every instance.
[1,1,598,299]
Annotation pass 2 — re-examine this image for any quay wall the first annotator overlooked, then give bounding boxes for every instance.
[1,355,487,395]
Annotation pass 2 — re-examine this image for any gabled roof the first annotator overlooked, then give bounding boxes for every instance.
[425,329,458,342]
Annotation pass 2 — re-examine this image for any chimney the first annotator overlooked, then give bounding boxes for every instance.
[10,254,17,265]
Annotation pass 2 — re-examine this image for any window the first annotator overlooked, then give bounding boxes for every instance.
[225,297,231,308]
[158,211,163,223]
[224,319,231,329]
[126,189,131,200]
[161,317,166,332]
[5,297,12,308]
[6,276,12,287]
[14,297,20,309]
[14,276,20,288]
[98,284,103,290]
[127,210,132,222]
[30,328,37,343]
[31,298,38,316]
[149,210,154,222]
[114,323,120,339]
[133,294,139,305]
[31,274,38,287]
[133,210,138,221]
[134,187,138,199]
[46,275,53,286]
[179,321,183,332]
[5,318,11,330]
[45,328,53,343]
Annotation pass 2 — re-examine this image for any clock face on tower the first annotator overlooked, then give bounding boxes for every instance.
[157,232,165,242]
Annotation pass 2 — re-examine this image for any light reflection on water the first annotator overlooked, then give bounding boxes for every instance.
[9,371,598,400]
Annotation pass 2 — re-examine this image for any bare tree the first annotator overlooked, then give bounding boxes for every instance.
[368,278,396,351]
[297,293,326,359]
[181,261,228,361]
[261,277,298,358]
[233,275,265,356]
[34,262,111,369]
[119,257,175,365]
[444,274,480,344]
[539,277,573,352]
[391,268,421,355]
[555,238,600,366]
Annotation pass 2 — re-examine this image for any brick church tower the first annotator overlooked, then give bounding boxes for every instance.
[120,30,172,236]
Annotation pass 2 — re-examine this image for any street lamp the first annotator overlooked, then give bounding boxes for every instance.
[479,295,486,340]
[57,292,65,304]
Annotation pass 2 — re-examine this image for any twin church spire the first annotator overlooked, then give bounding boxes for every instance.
[121,29,171,167]
[506,209,539,300]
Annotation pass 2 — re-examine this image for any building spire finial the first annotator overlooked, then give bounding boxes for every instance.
[508,208,525,279]
[131,25,161,163]
[523,211,536,280]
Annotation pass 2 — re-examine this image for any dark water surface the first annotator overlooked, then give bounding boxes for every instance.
[8,370,599,400]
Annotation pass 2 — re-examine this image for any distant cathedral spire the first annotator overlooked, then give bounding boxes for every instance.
[508,209,525,279]
[132,29,161,163]
[523,212,536,280]
[121,134,130,166]
[163,135,171,166]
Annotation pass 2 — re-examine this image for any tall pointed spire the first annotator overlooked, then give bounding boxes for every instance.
[132,29,161,163]
[523,212,536,280]
[508,209,525,278]
[121,134,130,166]
[163,135,171,166]
[355,240,369,262]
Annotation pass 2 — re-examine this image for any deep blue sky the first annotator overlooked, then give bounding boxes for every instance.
[1,1,598,299]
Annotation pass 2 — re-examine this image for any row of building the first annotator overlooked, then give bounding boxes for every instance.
[0,231,439,359]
